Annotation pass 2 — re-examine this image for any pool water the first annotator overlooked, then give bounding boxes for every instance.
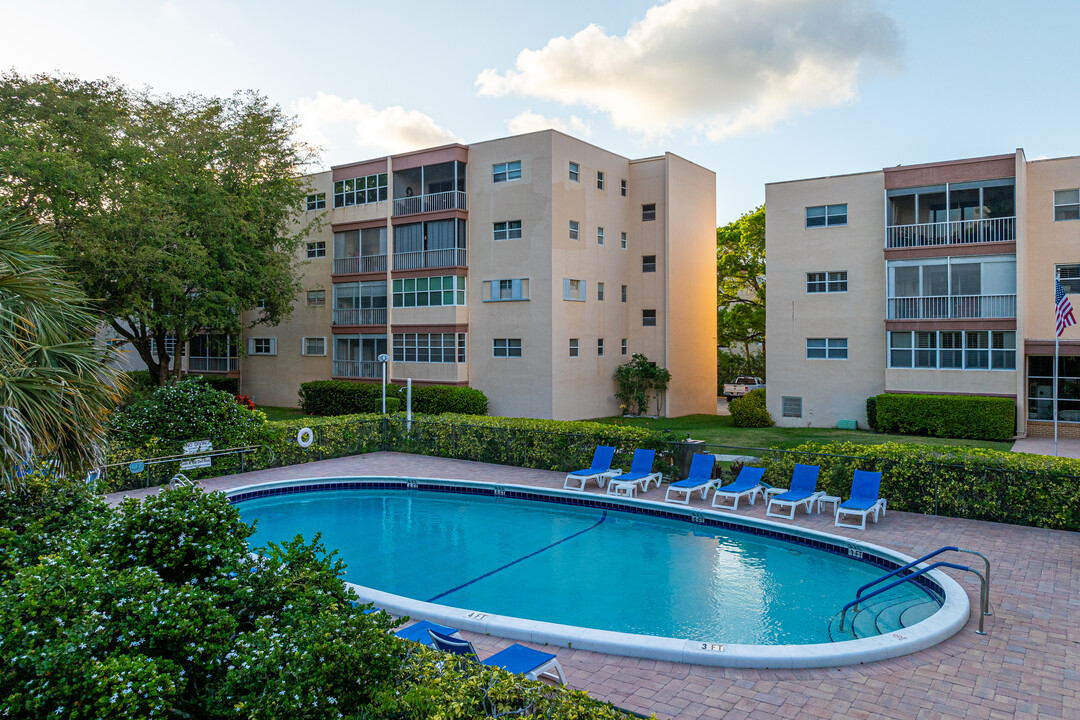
[238,489,938,645]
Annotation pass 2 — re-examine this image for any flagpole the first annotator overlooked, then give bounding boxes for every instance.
[1054,333,1059,457]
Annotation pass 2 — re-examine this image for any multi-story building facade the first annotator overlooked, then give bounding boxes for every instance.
[228,130,716,420]
[765,149,1080,436]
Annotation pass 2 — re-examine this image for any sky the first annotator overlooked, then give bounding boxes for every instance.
[1,0,1077,224]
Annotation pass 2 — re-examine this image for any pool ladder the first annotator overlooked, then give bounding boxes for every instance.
[839,546,991,635]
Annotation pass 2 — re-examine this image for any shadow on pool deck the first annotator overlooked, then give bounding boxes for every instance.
[104,451,1080,720]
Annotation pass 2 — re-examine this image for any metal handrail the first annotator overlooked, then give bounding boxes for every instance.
[856,546,991,616]
[840,561,987,635]
[95,445,268,489]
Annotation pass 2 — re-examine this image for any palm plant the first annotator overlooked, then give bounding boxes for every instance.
[0,204,126,490]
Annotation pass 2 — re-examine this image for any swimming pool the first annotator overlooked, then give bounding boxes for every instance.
[230,477,969,667]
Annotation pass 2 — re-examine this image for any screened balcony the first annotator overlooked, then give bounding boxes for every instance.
[392,161,467,217]
[333,227,387,275]
[188,334,238,372]
[886,179,1015,248]
[392,218,467,270]
[886,255,1017,320]
[333,335,386,378]
[332,281,387,326]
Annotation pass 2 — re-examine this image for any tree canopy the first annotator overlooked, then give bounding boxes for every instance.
[0,72,319,385]
[717,205,765,354]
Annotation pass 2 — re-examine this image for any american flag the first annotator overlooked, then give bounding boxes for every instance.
[1056,280,1076,337]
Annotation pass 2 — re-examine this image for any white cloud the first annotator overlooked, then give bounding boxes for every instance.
[291,93,461,162]
[506,111,592,137]
[477,0,902,139]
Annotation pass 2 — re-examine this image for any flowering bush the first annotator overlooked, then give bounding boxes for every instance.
[234,394,256,411]
[110,379,265,450]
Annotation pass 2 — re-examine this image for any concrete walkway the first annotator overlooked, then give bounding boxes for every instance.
[105,452,1080,720]
[1010,435,1080,458]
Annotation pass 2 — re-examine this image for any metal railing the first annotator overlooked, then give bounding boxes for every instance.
[886,216,1015,248]
[886,293,1017,319]
[332,360,381,378]
[392,190,467,217]
[332,255,387,275]
[96,445,266,492]
[853,546,991,616]
[332,308,387,326]
[188,357,238,372]
[392,248,467,270]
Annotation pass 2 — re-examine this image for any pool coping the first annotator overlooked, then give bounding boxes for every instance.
[226,475,970,669]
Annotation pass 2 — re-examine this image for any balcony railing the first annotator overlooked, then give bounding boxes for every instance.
[887,294,1017,320]
[392,248,467,270]
[332,308,387,326]
[333,360,380,378]
[886,217,1016,248]
[333,254,387,275]
[392,190,467,217]
[189,357,238,372]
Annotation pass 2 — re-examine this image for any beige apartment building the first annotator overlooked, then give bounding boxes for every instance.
[189,130,719,420]
[766,149,1080,437]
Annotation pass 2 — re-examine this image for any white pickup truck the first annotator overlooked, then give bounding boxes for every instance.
[722,376,765,401]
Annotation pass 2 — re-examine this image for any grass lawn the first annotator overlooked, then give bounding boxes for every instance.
[257,405,310,422]
[589,414,1015,452]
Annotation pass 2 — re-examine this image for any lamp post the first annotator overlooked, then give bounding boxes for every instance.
[378,354,389,413]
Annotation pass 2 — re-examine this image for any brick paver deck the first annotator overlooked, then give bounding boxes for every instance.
[106,452,1080,720]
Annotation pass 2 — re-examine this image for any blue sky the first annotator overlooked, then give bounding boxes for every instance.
[1,0,1077,223]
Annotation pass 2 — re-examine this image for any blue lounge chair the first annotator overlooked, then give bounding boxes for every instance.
[711,466,766,510]
[834,470,886,530]
[664,454,717,504]
[394,619,462,646]
[765,464,823,519]
[428,629,567,685]
[605,449,662,496]
[563,445,620,491]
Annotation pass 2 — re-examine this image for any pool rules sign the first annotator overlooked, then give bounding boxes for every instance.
[180,440,212,470]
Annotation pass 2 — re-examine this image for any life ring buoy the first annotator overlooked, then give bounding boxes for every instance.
[297,427,315,448]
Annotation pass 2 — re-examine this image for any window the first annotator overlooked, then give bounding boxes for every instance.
[1028,355,1080,421]
[806,271,847,293]
[493,220,522,241]
[306,241,326,259]
[493,161,521,183]
[597,171,605,190]
[597,282,605,301]
[621,338,628,356]
[333,173,388,207]
[306,290,326,307]
[642,255,656,272]
[149,335,178,359]
[621,232,628,249]
[621,285,627,302]
[782,396,803,418]
[569,220,579,240]
[1055,189,1079,221]
[806,337,847,359]
[392,333,466,363]
[914,331,937,368]
[255,299,266,310]
[889,332,912,367]
[1058,264,1080,294]
[569,162,579,182]
[889,330,1015,370]
[303,337,326,356]
[485,278,529,301]
[642,203,656,221]
[621,179,627,197]
[306,193,326,211]
[940,331,963,368]
[597,227,604,245]
[493,338,522,358]
[597,338,605,356]
[569,338,579,357]
[642,309,656,326]
[806,204,848,228]
[249,337,276,356]
[392,276,466,307]
[563,278,585,301]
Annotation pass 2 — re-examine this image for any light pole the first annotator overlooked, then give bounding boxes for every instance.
[378,354,389,413]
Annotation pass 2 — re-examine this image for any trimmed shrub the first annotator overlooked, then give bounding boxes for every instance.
[299,381,487,417]
[193,375,240,395]
[873,393,1015,441]
[865,396,878,431]
[729,388,773,428]
[410,385,488,415]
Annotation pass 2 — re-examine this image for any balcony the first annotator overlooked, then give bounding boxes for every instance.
[333,360,380,378]
[392,190,467,217]
[189,357,239,372]
[393,248,467,270]
[886,217,1015,249]
[887,294,1017,320]
[333,254,387,275]
[332,308,387,326]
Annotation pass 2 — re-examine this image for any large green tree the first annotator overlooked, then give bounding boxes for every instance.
[717,205,765,356]
[0,72,318,385]
[0,204,127,487]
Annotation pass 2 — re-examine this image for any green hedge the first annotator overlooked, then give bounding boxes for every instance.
[298,381,487,417]
[756,441,1080,530]
[872,393,1015,440]
[729,388,773,428]
[194,375,240,395]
